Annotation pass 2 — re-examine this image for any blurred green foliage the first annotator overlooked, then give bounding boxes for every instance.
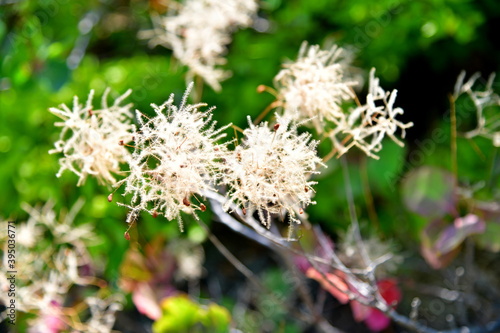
[152,295,231,333]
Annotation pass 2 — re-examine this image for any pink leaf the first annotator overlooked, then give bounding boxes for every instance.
[351,279,401,332]
[132,283,163,320]
[306,268,350,304]
[365,309,391,332]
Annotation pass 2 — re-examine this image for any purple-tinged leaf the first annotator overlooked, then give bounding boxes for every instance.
[435,214,485,254]
[421,214,485,269]
[474,200,500,223]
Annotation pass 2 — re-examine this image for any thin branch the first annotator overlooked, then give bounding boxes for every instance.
[195,218,262,288]
[339,156,374,280]
[360,156,380,230]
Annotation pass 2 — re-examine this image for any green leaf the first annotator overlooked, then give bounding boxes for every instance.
[367,139,406,195]
[153,295,231,333]
[476,222,500,252]
[153,296,200,333]
[202,304,231,333]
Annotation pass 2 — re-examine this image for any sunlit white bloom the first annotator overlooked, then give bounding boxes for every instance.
[117,84,230,230]
[453,71,500,146]
[274,41,358,132]
[331,68,414,159]
[223,114,324,228]
[142,0,258,91]
[50,89,134,186]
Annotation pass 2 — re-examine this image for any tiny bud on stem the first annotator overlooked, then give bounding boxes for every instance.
[200,204,206,212]
[274,123,280,131]
[183,197,191,206]
[107,193,113,202]
[124,232,130,241]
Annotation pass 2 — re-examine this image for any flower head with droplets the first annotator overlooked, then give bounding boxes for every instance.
[223,114,324,228]
[274,41,358,132]
[117,83,230,230]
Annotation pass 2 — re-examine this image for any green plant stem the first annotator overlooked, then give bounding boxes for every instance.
[449,94,458,186]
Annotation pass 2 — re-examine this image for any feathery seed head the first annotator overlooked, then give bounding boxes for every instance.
[118,83,230,230]
[331,68,414,159]
[223,114,324,228]
[274,41,358,132]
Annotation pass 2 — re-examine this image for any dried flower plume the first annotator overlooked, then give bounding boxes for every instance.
[273,42,412,159]
[454,71,500,146]
[274,41,358,132]
[117,83,230,230]
[331,69,414,159]
[49,89,134,186]
[223,114,324,227]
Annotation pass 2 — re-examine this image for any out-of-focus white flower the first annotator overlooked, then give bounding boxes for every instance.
[274,41,359,132]
[16,215,42,248]
[339,226,403,277]
[84,295,125,333]
[0,202,123,332]
[223,114,324,228]
[117,83,230,230]
[453,71,500,146]
[50,89,134,186]
[20,200,95,245]
[141,0,258,91]
[331,68,414,159]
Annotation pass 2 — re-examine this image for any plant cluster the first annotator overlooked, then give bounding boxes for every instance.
[2,0,500,332]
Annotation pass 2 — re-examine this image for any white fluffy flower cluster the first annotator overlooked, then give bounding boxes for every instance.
[223,114,324,227]
[49,89,133,186]
[274,41,358,132]
[274,42,413,159]
[454,71,500,146]
[117,84,230,230]
[331,68,414,159]
[144,0,258,91]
